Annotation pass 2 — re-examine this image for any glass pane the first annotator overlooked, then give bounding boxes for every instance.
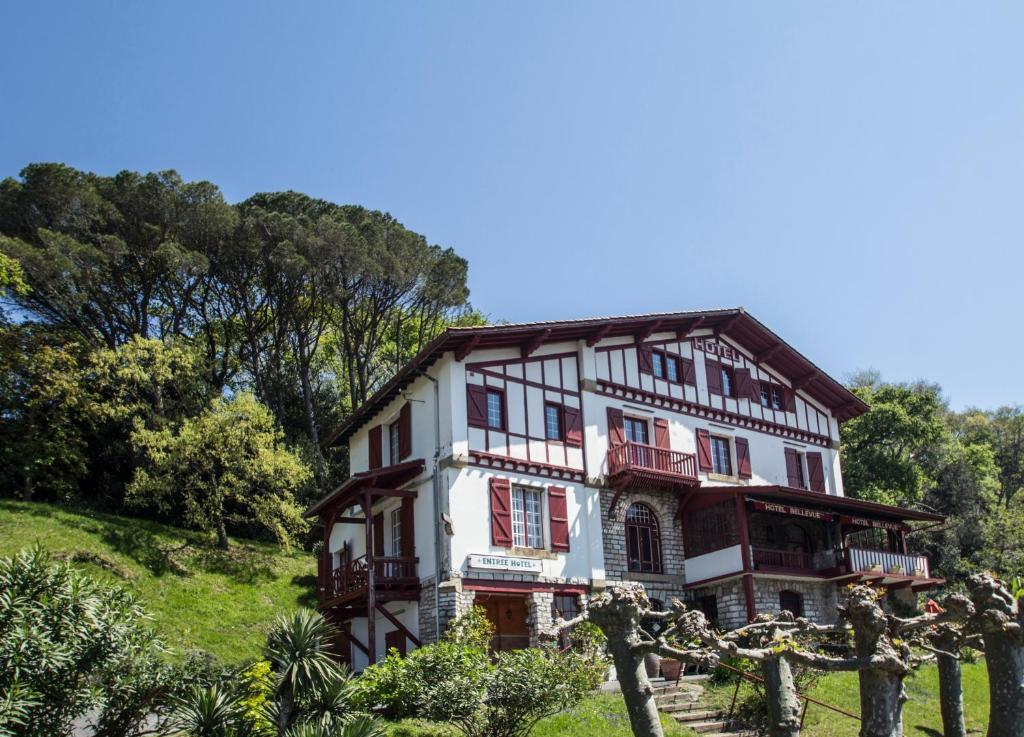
[487,391,503,428]
[525,489,543,548]
[545,405,561,440]
[511,488,526,547]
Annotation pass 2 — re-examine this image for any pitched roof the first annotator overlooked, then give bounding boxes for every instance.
[324,307,870,446]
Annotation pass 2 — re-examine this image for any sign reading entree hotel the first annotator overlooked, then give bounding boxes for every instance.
[468,554,544,573]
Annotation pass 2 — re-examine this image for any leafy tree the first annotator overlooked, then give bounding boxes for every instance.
[127,392,309,548]
[840,374,949,506]
[0,324,90,501]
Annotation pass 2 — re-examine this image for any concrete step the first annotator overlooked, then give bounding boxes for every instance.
[667,709,723,722]
[656,696,702,710]
[684,720,729,733]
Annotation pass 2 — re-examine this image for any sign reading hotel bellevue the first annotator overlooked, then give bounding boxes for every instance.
[751,500,835,522]
[839,515,909,532]
[468,554,544,573]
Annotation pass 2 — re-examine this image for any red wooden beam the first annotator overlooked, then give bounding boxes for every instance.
[755,342,784,364]
[375,603,422,648]
[791,371,820,392]
[714,314,742,338]
[586,324,612,347]
[335,516,367,524]
[364,487,418,499]
[635,320,664,344]
[677,315,706,339]
[521,328,552,357]
[341,628,370,656]
[455,334,481,361]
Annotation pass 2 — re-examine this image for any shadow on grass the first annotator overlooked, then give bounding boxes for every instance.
[0,500,56,519]
[190,545,278,584]
[98,524,191,577]
[913,729,943,737]
[291,574,319,607]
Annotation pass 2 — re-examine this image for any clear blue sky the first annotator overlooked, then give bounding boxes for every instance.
[2,2,1021,409]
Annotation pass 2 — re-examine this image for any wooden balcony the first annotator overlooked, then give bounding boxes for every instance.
[752,546,818,573]
[320,554,420,610]
[606,441,699,491]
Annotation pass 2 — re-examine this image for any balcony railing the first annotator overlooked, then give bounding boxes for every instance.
[607,441,698,490]
[846,547,929,578]
[752,546,817,572]
[322,555,419,603]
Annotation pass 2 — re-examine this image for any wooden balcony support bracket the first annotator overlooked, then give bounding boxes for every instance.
[586,324,612,347]
[375,603,423,649]
[455,335,481,361]
[342,629,370,657]
[521,328,552,357]
[607,488,626,520]
[335,516,367,524]
[364,489,377,665]
[364,487,418,500]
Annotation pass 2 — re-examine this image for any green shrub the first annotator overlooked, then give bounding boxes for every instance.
[354,649,423,720]
[442,605,494,651]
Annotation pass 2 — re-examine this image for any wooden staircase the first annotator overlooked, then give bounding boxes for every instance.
[651,677,752,737]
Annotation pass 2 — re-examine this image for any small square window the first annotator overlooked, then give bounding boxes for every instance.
[486,390,504,430]
[544,403,563,441]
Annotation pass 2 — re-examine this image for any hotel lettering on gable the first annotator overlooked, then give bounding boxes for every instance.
[306,308,944,669]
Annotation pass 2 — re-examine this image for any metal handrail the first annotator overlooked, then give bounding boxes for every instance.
[716,660,860,725]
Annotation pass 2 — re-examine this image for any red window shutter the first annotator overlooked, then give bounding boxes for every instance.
[735,437,752,479]
[368,425,383,470]
[734,369,753,401]
[467,385,488,428]
[784,389,797,413]
[548,486,570,552]
[564,406,583,447]
[398,402,412,460]
[400,497,415,557]
[682,358,697,386]
[637,346,653,374]
[654,418,670,449]
[607,407,625,446]
[373,512,385,557]
[489,477,513,547]
[806,452,825,492]
[696,429,713,471]
[784,449,802,488]
[705,360,722,394]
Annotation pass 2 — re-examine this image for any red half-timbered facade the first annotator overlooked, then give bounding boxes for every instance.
[309,308,944,667]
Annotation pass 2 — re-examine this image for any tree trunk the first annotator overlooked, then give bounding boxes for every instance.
[586,586,665,737]
[216,518,230,550]
[297,338,326,489]
[967,573,1024,737]
[933,629,966,737]
[761,656,802,737]
[607,638,664,737]
[846,588,906,737]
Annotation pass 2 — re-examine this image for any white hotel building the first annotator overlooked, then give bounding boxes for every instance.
[306,309,943,670]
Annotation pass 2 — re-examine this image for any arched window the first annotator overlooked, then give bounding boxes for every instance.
[626,503,663,574]
[779,590,804,618]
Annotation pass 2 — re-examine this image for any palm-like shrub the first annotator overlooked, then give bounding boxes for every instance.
[172,684,246,737]
[265,609,343,732]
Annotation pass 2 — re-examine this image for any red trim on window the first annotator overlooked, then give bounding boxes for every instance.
[368,426,383,470]
[735,437,752,479]
[489,477,513,547]
[563,405,582,447]
[696,428,713,471]
[398,402,412,460]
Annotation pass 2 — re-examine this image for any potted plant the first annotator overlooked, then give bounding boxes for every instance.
[890,564,903,574]
[660,657,683,681]
[869,562,883,572]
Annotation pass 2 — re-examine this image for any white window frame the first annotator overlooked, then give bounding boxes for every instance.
[710,435,733,476]
[511,485,545,549]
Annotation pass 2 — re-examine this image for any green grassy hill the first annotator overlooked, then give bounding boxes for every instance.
[0,500,316,663]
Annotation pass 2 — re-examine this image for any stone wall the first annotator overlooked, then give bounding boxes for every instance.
[527,591,555,646]
[418,576,438,644]
[600,488,688,606]
[691,576,840,630]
